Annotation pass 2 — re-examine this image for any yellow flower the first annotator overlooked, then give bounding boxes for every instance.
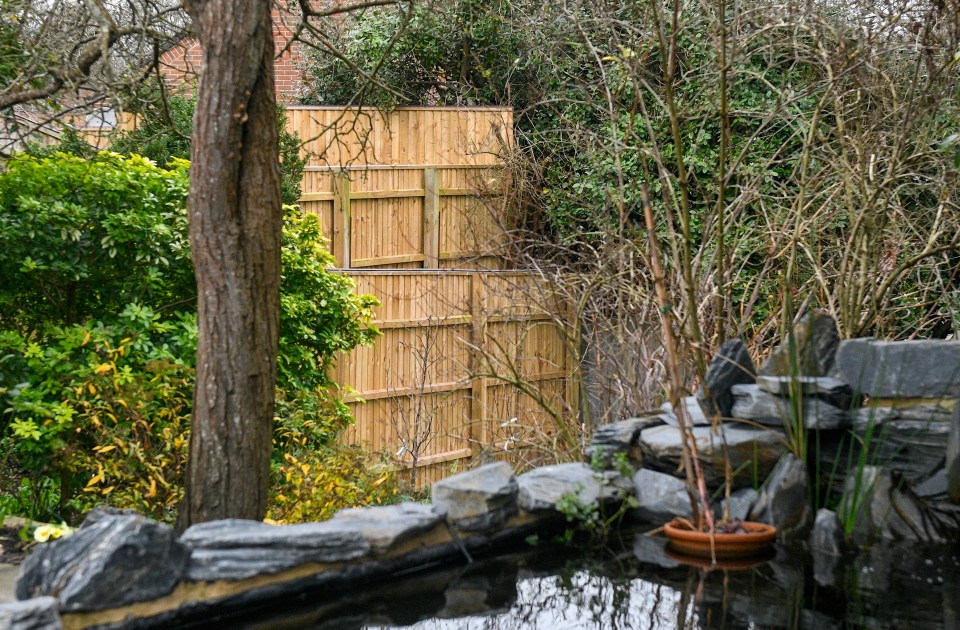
[33,525,55,543]
[33,523,74,543]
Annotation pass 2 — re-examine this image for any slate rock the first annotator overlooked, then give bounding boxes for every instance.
[329,503,446,552]
[809,509,843,588]
[697,339,756,418]
[431,462,518,531]
[586,413,667,466]
[637,423,789,489]
[517,463,602,513]
[181,519,370,581]
[749,453,812,539]
[79,506,142,529]
[839,466,954,545]
[714,487,758,522]
[915,469,949,499]
[809,508,843,556]
[948,404,960,503]
[629,468,692,525]
[755,375,854,409]
[730,383,849,430]
[759,311,839,377]
[0,597,61,630]
[850,401,959,483]
[659,396,711,427]
[832,339,960,398]
[16,514,188,612]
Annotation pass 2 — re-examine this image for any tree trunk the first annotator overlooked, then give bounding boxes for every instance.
[177,0,281,529]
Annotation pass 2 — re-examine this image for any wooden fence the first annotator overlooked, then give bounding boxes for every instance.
[299,164,507,269]
[293,107,577,488]
[285,106,513,167]
[333,271,575,488]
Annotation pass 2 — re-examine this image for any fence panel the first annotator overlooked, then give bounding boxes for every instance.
[286,106,513,168]
[333,271,573,488]
[298,165,507,270]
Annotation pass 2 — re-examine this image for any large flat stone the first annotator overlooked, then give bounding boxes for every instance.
[587,413,669,466]
[756,375,854,409]
[659,396,711,427]
[697,339,756,418]
[16,514,188,612]
[329,503,446,553]
[0,597,60,630]
[730,383,849,430]
[629,468,693,525]
[832,339,960,398]
[181,519,370,581]
[851,401,959,483]
[759,311,839,377]
[517,463,602,513]
[637,423,789,488]
[431,463,518,531]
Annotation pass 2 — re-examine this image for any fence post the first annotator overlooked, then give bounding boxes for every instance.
[422,168,441,268]
[332,173,351,267]
[469,272,488,456]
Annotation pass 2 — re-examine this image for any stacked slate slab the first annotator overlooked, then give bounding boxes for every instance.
[730,312,853,431]
[834,338,960,487]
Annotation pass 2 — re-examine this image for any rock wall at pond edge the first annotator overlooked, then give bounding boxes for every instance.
[4,313,960,628]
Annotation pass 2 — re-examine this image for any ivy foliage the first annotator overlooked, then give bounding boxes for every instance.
[302,0,960,341]
[303,0,537,109]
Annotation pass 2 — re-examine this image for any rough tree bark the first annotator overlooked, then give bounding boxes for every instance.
[176,0,282,529]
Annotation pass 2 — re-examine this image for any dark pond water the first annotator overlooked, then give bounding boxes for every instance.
[199,529,960,630]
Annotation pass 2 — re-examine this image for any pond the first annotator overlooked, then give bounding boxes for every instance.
[180,527,960,630]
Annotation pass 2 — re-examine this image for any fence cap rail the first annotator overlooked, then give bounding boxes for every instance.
[303,163,504,172]
[331,268,542,275]
[286,105,513,112]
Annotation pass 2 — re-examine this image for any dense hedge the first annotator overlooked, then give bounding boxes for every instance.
[0,152,394,523]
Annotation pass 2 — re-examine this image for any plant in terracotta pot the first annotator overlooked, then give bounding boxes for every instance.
[641,185,777,562]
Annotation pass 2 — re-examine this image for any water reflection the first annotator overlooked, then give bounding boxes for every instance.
[204,529,960,630]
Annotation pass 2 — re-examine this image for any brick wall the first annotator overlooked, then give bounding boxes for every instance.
[158,7,307,104]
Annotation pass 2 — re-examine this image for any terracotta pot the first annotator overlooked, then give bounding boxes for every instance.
[663,519,777,560]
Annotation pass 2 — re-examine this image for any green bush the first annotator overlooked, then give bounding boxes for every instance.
[0,151,381,524]
[0,308,195,521]
[0,153,193,330]
[304,0,960,349]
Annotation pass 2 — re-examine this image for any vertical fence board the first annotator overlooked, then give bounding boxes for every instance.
[422,168,440,268]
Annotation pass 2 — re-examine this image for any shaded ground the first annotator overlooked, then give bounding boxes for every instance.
[0,525,26,565]
[0,523,27,604]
